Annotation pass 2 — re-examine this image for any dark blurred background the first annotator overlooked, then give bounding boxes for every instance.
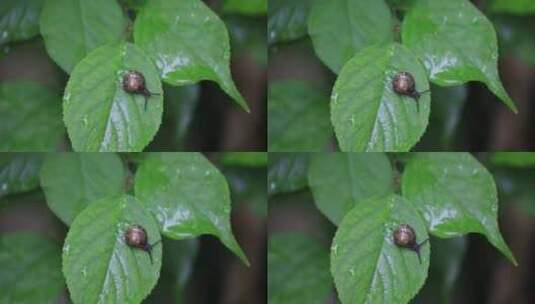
[268,152,535,304]
[0,152,267,304]
[268,0,535,151]
[0,0,266,151]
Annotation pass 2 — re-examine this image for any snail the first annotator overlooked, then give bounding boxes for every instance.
[392,71,429,111]
[393,224,428,264]
[122,70,160,111]
[124,224,161,264]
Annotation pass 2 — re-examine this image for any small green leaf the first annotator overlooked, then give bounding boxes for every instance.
[268,80,332,152]
[0,232,63,304]
[491,0,535,14]
[0,0,44,45]
[133,0,249,112]
[308,153,393,224]
[268,153,310,195]
[63,195,162,304]
[224,166,267,217]
[401,152,517,264]
[490,152,535,167]
[0,81,63,151]
[331,43,430,152]
[40,153,126,225]
[308,0,394,73]
[331,194,429,304]
[134,153,249,265]
[220,152,268,167]
[401,0,517,113]
[223,0,267,15]
[268,232,332,304]
[0,153,43,198]
[63,42,163,152]
[268,0,311,44]
[39,0,127,73]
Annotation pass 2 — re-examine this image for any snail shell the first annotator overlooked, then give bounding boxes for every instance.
[125,224,148,249]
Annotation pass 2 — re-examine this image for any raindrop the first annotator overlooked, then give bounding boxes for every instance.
[81,267,87,277]
[82,116,88,126]
[349,268,356,277]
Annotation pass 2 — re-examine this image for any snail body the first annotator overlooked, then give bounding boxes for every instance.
[121,70,159,111]
[124,224,161,264]
[393,224,428,263]
[392,71,429,111]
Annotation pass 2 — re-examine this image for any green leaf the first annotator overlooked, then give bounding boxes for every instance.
[268,80,332,152]
[134,153,249,265]
[0,153,43,198]
[0,0,44,45]
[0,232,64,304]
[494,15,535,66]
[401,152,517,264]
[225,15,267,66]
[224,166,267,217]
[491,0,535,14]
[223,0,267,15]
[331,194,430,304]
[308,153,393,224]
[133,0,249,112]
[331,43,430,152]
[307,0,394,73]
[220,152,268,167]
[268,0,311,44]
[0,81,64,151]
[401,0,517,113]
[40,153,126,225]
[268,153,310,195]
[39,0,127,73]
[63,42,163,152]
[490,152,535,167]
[268,232,332,304]
[63,195,162,304]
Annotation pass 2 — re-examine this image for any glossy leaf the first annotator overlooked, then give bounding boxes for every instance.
[490,152,535,167]
[268,0,311,44]
[0,153,43,198]
[63,195,162,304]
[40,153,126,225]
[308,153,393,224]
[133,0,249,112]
[331,43,430,152]
[401,0,517,112]
[268,153,310,195]
[268,232,332,304]
[331,194,430,304]
[308,0,394,73]
[223,0,267,15]
[134,153,248,265]
[401,152,517,264]
[39,0,127,73]
[0,81,63,151]
[63,42,163,152]
[0,232,63,304]
[220,152,268,167]
[0,0,44,45]
[491,0,535,14]
[268,80,332,152]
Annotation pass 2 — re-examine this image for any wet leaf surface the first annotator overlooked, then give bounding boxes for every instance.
[331,43,430,152]
[133,0,248,111]
[401,152,517,264]
[63,42,163,152]
[268,0,311,44]
[0,0,44,45]
[402,0,517,112]
[268,153,310,196]
[0,153,43,198]
[63,195,162,304]
[331,194,429,304]
[134,153,248,265]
